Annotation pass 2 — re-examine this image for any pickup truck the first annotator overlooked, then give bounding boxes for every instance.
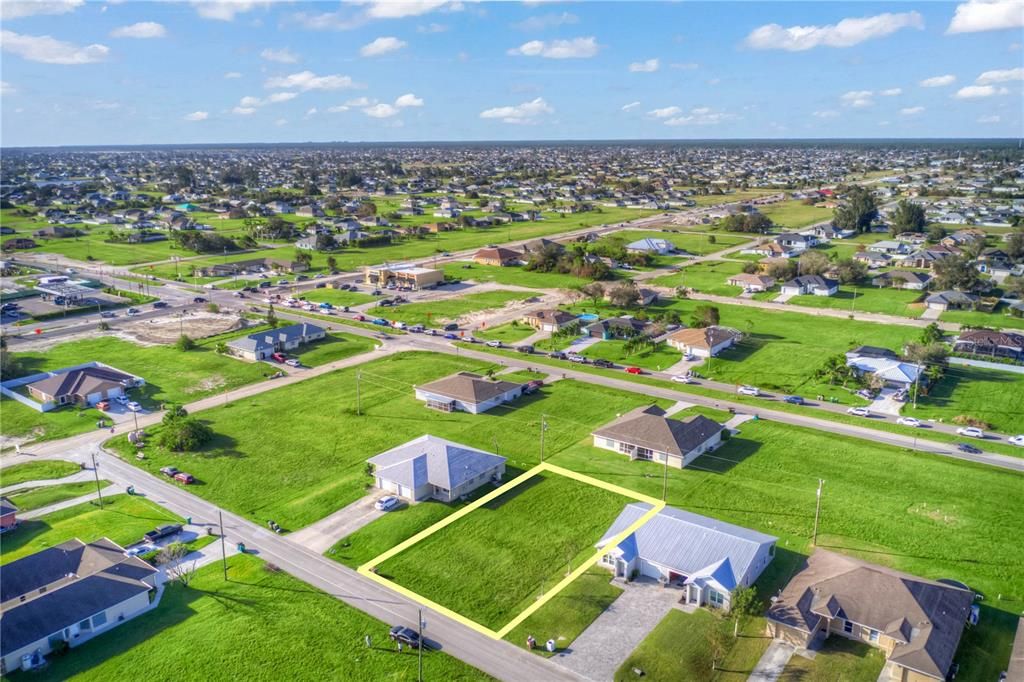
[143,523,183,543]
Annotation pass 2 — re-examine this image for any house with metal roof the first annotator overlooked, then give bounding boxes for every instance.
[595,502,777,611]
[780,275,839,297]
[414,371,526,414]
[844,349,922,389]
[225,323,326,361]
[625,238,674,255]
[591,405,725,469]
[366,435,506,502]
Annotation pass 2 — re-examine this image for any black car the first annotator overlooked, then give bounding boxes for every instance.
[516,345,534,354]
[783,395,804,405]
[592,359,614,368]
[152,301,168,309]
[315,282,327,288]
[443,323,459,332]
[389,625,421,649]
[192,297,207,304]
[955,442,982,454]
[549,351,567,360]
[143,523,183,543]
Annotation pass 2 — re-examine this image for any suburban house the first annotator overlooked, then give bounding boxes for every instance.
[766,549,973,682]
[0,497,17,532]
[596,502,777,611]
[852,251,891,269]
[953,329,1024,361]
[225,323,326,361]
[363,264,443,290]
[665,326,741,358]
[414,371,525,414]
[522,309,578,332]
[473,247,522,267]
[25,364,143,409]
[585,317,648,340]
[845,347,922,389]
[747,242,798,259]
[781,275,839,297]
[727,273,775,292]
[904,245,960,271]
[626,238,674,255]
[870,270,931,290]
[924,290,980,313]
[774,233,818,252]
[592,405,725,469]
[1,538,158,674]
[868,240,911,256]
[366,435,506,502]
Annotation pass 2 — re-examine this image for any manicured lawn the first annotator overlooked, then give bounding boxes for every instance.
[22,232,178,265]
[2,459,82,486]
[940,305,1024,332]
[382,290,532,326]
[616,608,733,680]
[15,554,489,682]
[650,259,746,296]
[443,262,594,290]
[110,352,656,529]
[291,332,377,367]
[788,286,926,318]
[0,494,181,564]
[0,397,107,442]
[688,190,777,207]
[300,287,377,308]
[374,472,632,630]
[5,480,107,511]
[581,339,683,372]
[607,230,749,256]
[908,365,1024,433]
[780,637,886,681]
[473,322,537,344]
[759,200,833,229]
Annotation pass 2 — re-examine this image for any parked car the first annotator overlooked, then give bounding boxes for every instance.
[126,308,140,316]
[124,544,155,557]
[847,406,871,417]
[783,395,804,405]
[115,395,129,405]
[549,351,567,360]
[896,417,922,427]
[1009,435,1024,447]
[485,340,502,348]
[956,426,985,439]
[624,366,643,375]
[443,323,459,332]
[409,324,424,333]
[271,352,287,363]
[955,442,982,454]
[393,321,407,330]
[126,401,142,412]
[516,345,534,354]
[143,523,183,543]
[173,472,195,484]
[425,329,437,336]
[159,466,180,477]
[315,283,327,288]
[524,379,544,394]
[591,359,614,368]
[372,318,390,326]
[443,332,459,340]
[100,311,116,318]
[737,385,760,397]
[285,358,301,367]
[374,495,400,512]
[389,625,421,649]
[568,354,588,364]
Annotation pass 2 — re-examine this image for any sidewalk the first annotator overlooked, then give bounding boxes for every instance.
[20,484,119,519]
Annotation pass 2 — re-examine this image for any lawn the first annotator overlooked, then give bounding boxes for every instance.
[473,322,537,344]
[0,397,108,443]
[442,261,594,290]
[5,480,107,511]
[291,332,377,367]
[15,554,489,682]
[581,339,684,372]
[381,290,532,326]
[780,637,886,682]
[688,190,778,207]
[649,259,747,296]
[109,352,657,530]
[907,365,1024,433]
[940,305,1024,332]
[603,230,749,256]
[759,200,833,229]
[616,609,734,681]
[300,287,377,308]
[788,286,926,318]
[0,494,181,564]
[2,459,82,486]
[374,471,632,631]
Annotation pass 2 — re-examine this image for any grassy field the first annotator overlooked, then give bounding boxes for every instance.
[940,305,1024,332]
[381,290,532,326]
[5,480,107,511]
[473,322,537,343]
[906,365,1024,433]
[109,352,657,529]
[758,200,832,229]
[0,397,107,443]
[616,609,734,681]
[581,339,684,371]
[443,261,594,290]
[687,190,778,207]
[788,286,926,318]
[15,554,489,682]
[291,332,377,367]
[0,494,181,564]
[780,637,886,681]
[1,459,82,486]
[650,259,747,296]
[374,472,631,631]
[605,230,749,256]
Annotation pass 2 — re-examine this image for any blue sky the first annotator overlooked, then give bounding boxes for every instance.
[1,0,1022,146]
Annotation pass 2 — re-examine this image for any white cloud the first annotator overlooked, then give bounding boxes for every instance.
[947,0,1024,33]
[900,106,925,115]
[267,91,298,103]
[395,93,423,107]
[479,97,554,124]
[978,114,1001,122]
[264,70,357,91]
[232,106,256,115]
[744,11,923,51]
[0,81,15,96]
[364,103,399,118]
[919,74,956,87]
[1,0,82,21]
[879,88,902,96]
[512,12,579,31]
[812,110,840,118]
[508,37,599,59]
[261,47,299,63]
[360,36,407,57]
[417,22,448,33]
[629,58,660,73]
[345,96,375,107]
[192,1,264,22]
[954,84,1010,98]
[239,95,263,108]
[0,30,109,64]
[224,71,243,79]
[305,107,318,117]
[670,62,699,70]
[648,106,682,118]
[840,90,874,108]
[663,107,737,126]
[327,105,349,113]
[364,1,459,19]
[975,66,1024,83]
[110,22,166,39]
[184,111,209,121]
[622,101,641,112]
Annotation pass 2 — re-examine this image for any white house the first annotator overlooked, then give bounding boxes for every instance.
[626,238,674,255]
[780,275,839,297]
[774,233,818,253]
[414,371,525,414]
[596,503,777,611]
[225,323,326,361]
[665,326,741,358]
[366,435,506,502]
[592,405,725,469]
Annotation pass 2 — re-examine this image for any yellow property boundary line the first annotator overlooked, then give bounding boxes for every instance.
[358,461,665,640]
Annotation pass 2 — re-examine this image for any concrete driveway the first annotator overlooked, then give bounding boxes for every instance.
[288,492,385,553]
[748,640,796,682]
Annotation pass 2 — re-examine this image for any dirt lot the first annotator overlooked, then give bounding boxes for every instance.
[119,310,246,345]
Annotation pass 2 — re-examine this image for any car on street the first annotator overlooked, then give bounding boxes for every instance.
[737,385,760,397]
[624,366,643,375]
[443,323,459,332]
[192,297,207,303]
[143,523,183,543]
[955,442,982,454]
[100,311,116,318]
[374,495,400,512]
[173,472,195,484]
[409,324,424,333]
[372,318,390,326]
[159,466,180,477]
[896,417,922,427]
[549,351,567,360]
[568,354,588,364]
[126,401,142,412]
[424,329,437,336]
[516,345,534,354]
[393,321,407,330]
[389,625,421,649]
[670,374,693,384]
[152,301,168,309]
[591,359,614,368]
[485,340,502,348]
[847,406,871,417]
[783,395,804,405]
[126,308,140,316]
[956,426,985,439]
[443,332,458,340]
[285,358,301,367]
[1009,435,1024,447]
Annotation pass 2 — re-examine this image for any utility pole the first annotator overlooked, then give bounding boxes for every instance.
[539,414,548,463]
[912,363,922,409]
[812,479,824,547]
[662,452,669,501]
[417,608,425,682]
[356,370,362,416]
[219,510,228,581]
[90,449,104,508]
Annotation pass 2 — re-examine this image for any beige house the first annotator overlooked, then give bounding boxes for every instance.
[415,371,526,414]
[665,326,741,358]
[726,273,775,292]
[363,264,443,290]
[766,550,973,682]
[522,309,577,332]
[473,247,522,267]
[592,405,725,469]
[25,364,142,409]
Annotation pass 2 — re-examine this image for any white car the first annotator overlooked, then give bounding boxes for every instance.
[847,407,871,417]
[1009,435,1024,447]
[956,426,985,439]
[896,417,921,428]
[284,359,301,367]
[670,374,693,384]
[737,385,760,396]
[485,340,502,348]
[374,495,400,512]
[114,395,129,405]
[126,401,142,412]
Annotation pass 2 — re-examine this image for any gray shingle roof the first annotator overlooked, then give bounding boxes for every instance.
[367,435,505,491]
[592,405,724,458]
[417,372,523,405]
[27,366,134,401]
[226,322,324,354]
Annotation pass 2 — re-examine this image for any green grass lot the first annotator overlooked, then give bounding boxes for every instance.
[606,230,750,256]
[5,481,107,511]
[0,397,108,443]
[443,261,595,290]
[108,352,655,530]
[374,472,631,631]
[788,286,926,318]
[687,190,778,207]
[551,418,1023,681]
[906,365,1024,433]
[581,339,683,372]
[473,322,536,344]
[2,459,82,486]
[758,200,833,229]
[780,637,886,682]
[381,290,531,326]
[940,305,1024,332]
[299,287,377,307]
[133,247,293,283]
[15,554,489,682]
[616,609,734,681]
[650,260,747,296]
[290,332,377,367]
[0,494,181,564]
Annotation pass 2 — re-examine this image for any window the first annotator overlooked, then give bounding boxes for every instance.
[92,612,107,628]
[843,620,853,634]
[708,590,724,607]
[868,629,879,643]
[636,447,653,461]
[79,619,92,631]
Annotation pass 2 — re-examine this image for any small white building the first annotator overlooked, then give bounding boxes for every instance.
[780,275,839,297]
[665,326,741,358]
[367,435,506,502]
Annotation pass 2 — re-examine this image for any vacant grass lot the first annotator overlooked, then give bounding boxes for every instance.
[788,285,926,318]
[5,481,106,511]
[758,200,832,229]
[606,230,749,256]
[15,554,489,682]
[649,259,747,296]
[581,339,684,371]
[375,472,631,631]
[110,352,656,529]
[382,290,532,326]
[0,397,107,443]
[2,459,81,486]
[300,288,377,308]
[291,332,376,367]
[0,494,180,564]
[616,609,733,681]
[907,365,1024,433]
[473,322,537,343]
[443,261,594,290]
[940,305,1024,332]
